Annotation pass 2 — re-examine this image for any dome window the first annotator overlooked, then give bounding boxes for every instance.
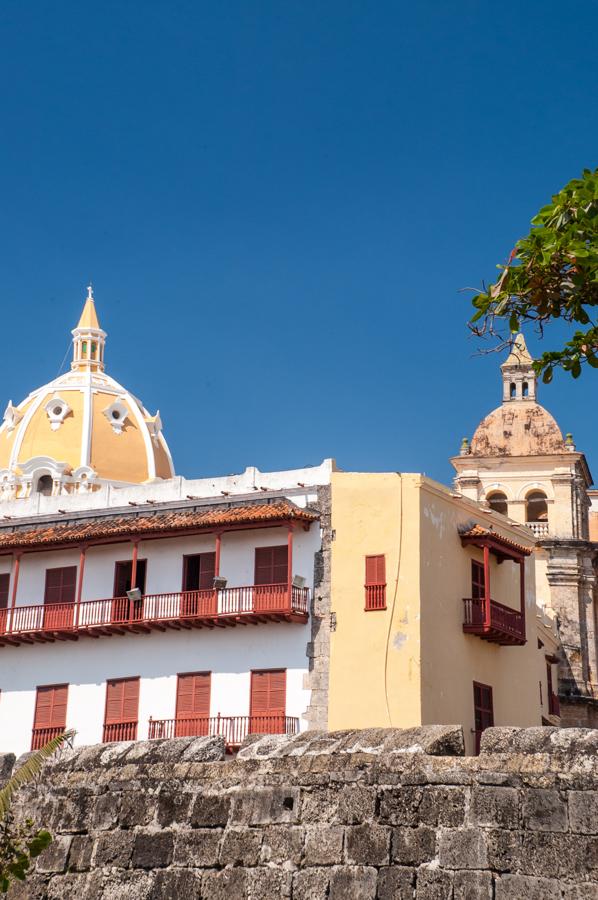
[103,400,128,435]
[44,396,71,431]
[487,491,508,516]
[36,475,53,496]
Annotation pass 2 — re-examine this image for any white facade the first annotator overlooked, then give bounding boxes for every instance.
[0,461,333,756]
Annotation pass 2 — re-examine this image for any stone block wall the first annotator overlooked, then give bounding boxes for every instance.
[2,725,597,899]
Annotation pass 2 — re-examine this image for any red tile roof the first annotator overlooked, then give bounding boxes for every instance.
[0,501,318,551]
[459,524,532,556]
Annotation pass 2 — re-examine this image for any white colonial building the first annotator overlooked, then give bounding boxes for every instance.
[0,290,332,755]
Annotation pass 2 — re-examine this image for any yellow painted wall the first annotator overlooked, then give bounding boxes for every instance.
[90,393,149,483]
[328,472,423,730]
[328,471,546,753]
[0,399,33,469]
[18,391,84,469]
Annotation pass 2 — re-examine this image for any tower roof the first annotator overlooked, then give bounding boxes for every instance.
[501,333,533,368]
[76,285,101,330]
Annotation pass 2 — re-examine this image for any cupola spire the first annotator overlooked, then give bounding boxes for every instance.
[71,284,107,372]
[500,333,536,403]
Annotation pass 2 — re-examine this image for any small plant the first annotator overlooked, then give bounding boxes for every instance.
[0,731,74,894]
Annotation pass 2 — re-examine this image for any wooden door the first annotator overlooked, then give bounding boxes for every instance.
[250,669,286,734]
[103,677,140,742]
[175,672,211,736]
[181,554,216,617]
[254,546,288,611]
[473,682,494,754]
[43,566,77,630]
[32,684,68,749]
[0,573,9,634]
[112,560,147,622]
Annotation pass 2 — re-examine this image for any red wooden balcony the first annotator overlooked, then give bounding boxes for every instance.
[0,584,310,647]
[30,726,65,750]
[148,713,300,749]
[463,597,526,646]
[103,721,138,743]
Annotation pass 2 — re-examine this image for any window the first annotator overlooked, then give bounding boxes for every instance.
[254,546,288,585]
[113,559,147,596]
[91,342,97,358]
[365,555,386,610]
[183,553,216,591]
[175,672,211,736]
[36,475,53,496]
[81,341,87,356]
[473,682,494,754]
[103,677,140,742]
[471,560,485,601]
[0,573,9,610]
[526,491,548,523]
[250,669,286,734]
[43,566,77,629]
[487,491,508,516]
[522,381,529,398]
[509,382,516,399]
[32,684,68,750]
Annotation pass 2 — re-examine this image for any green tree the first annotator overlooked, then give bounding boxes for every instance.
[470,167,598,383]
[0,731,74,893]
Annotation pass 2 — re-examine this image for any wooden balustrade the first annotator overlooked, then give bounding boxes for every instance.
[365,584,386,610]
[463,597,526,645]
[102,721,138,743]
[147,713,299,748]
[0,584,310,645]
[30,726,65,750]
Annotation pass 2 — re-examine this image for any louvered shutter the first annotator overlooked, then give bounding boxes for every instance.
[365,555,385,584]
[44,567,77,605]
[122,678,140,722]
[268,670,286,713]
[105,679,124,724]
[198,554,216,590]
[34,684,68,729]
[255,547,289,585]
[176,673,211,717]
[250,670,286,715]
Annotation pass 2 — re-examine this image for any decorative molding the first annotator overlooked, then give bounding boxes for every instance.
[44,395,72,431]
[102,400,129,435]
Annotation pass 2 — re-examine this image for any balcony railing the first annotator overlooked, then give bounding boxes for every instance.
[148,713,299,748]
[463,597,526,646]
[31,726,65,750]
[103,721,138,743]
[365,584,386,611]
[526,521,549,538]
[0,584,310,646]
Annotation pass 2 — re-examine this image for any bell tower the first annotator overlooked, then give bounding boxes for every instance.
[501,333,536,402]
[71,285,106,373]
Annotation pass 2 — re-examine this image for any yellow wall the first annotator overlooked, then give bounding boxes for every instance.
[18,391,84,470]
[90,393,149,483]
[328,472,423,730]
[328,471,547,753]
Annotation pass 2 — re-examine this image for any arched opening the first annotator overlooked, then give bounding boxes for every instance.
[526,490,548,522]
[36,475,53,496]
[510,383,516,399]
[522,382,529,398]
[487,491,508,516]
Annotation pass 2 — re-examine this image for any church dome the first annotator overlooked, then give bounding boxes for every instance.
[470,402,565,457]
[468,334,566,458]
[0,287,174,497]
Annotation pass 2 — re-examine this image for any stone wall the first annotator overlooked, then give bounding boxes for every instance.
[3,725,598,899]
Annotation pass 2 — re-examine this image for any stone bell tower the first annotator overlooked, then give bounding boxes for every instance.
[451,335,598,727]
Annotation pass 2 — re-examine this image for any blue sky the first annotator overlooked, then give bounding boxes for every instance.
[1,1,597,484]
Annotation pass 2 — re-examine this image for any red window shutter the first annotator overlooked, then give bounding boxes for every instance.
[0,574,9,610]
[105,678,139,724]
[122,679,140,722]
[255,547,289,586]
[105,680,124,724]
[365,555,385,584]
[34,685,68,730]
[198,554,216,590]
[176,673,211,718]
[251,669,286,715]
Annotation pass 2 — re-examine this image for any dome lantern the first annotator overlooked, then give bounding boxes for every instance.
[500,333,536,403]
[71,285,106,372]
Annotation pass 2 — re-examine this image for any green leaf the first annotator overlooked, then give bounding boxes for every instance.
[543,367,554,384]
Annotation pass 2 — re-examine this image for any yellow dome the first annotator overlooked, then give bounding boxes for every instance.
[0,287,174,497]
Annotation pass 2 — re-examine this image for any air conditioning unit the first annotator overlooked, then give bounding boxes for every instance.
[213,576,228,589]
[292,575,306,589]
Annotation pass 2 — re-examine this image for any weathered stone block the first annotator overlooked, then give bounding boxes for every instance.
[92,830,134,868]
[379,786,422,825]
[569,790,598,834]
[292,867,331,900]
[201,867,248,900]
[93,792,121,830]
[484,829,522,872]
[219,826,263,865]
[376,866,416,899]
[494,873,562,899]
[469,786,519,828]
[420,787,467,826]
[47,871,104,900]
[438,827,488,870]
[453,870,493,900]
[416,865,454,900]
[148,869,202,899]
[131,830,174,868]
[260,825,304,864]
[345,824,390,866]
[119,791,154,827]
[522,789,568,832]
[230,786,299,825]
[391,826,436,865]
[189,792,231,827]
[173,828,222,867]
[98,870,153,899]
[520,833,598,879]
[68,834,94,871]
[247,867,292,899]
[156,788,192,826]
[563,886,598,899]
[303,825,344,865]
[328,865,377,900]
[336,785,376,823]
[36,835,72,874]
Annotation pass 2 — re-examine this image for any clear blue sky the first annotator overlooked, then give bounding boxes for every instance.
[1,1,597,483]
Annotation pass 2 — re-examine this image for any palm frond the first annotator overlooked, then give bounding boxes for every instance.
[0,730,75,821]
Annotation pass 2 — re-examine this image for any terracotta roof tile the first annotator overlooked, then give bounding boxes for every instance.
[0,500,317,551]
[459,524,532,556]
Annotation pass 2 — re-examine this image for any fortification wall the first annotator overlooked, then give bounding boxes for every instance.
[2,725,597,899]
